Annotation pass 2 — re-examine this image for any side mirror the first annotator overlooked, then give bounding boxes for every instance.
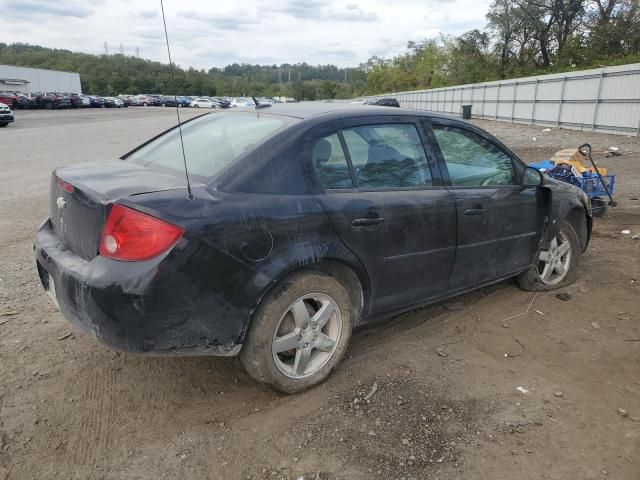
[522,166,544,187]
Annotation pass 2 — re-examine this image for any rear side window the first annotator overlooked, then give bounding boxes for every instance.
[432,125,515,186]
[312,134,353,189]
[342,124,432,189]
[126,113,290,181]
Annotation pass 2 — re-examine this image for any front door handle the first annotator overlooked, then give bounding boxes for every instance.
[463,208,486,216]
[351,217,385,227]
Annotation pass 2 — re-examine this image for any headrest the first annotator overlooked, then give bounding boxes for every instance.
[313,138,332,163]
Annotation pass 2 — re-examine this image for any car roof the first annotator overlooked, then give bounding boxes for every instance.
[249,102,458,122]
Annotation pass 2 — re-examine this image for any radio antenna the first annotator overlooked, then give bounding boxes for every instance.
[159,0,193,200]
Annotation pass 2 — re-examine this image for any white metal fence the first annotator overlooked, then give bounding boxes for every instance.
[372,63,640,136]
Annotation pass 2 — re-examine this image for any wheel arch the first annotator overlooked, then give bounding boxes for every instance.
[241,255,370,344]
[565,206,591,252]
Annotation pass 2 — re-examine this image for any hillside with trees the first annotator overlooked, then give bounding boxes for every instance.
[0,43,366,99]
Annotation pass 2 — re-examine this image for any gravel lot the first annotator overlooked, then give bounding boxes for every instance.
[1,108,639,480]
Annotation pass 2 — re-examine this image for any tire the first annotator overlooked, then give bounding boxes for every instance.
[194,104,199,108]
[240,271,354,394]
[0,123,8,128]
[517,220,581,291]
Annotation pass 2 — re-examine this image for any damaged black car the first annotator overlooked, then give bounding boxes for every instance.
[34,104,591,393]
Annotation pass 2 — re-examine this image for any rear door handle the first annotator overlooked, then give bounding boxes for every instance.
[351,217,385,227]
[463,208,486,216]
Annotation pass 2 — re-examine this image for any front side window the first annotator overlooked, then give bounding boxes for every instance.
[341,124,432,189]
[432,125,515,186]
[126,113,290,181]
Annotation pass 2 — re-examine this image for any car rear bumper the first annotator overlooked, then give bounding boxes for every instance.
[34,218,243,356]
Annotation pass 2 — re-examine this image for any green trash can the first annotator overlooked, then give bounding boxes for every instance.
[461,104,472,119]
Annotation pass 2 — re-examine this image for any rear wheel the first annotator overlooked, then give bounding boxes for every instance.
[0,123,8,128]
[240,271,354,394]
[194,104,199,108]
[517,221,580,291]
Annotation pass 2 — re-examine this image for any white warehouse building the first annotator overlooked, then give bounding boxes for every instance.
[0,64,81,93]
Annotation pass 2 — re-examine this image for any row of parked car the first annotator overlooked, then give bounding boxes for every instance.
[0,91,131,109]
[125,95,297,109]
[0,91,298,111]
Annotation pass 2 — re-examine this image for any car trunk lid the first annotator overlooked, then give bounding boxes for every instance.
[49,160,192,261]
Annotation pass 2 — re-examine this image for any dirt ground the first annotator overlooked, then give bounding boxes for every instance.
[0,108,639,480]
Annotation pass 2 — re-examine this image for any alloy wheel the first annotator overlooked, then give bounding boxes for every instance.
[537,231,572,285]
[271,293,342,379]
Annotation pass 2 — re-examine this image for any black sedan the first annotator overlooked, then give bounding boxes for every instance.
[34,104,591,393]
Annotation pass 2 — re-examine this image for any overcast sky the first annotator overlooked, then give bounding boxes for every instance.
[0,0,491,70]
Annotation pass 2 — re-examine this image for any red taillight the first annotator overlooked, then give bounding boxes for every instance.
[99,204,184,261]
[56,177,75,193]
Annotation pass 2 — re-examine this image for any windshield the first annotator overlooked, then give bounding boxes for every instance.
[126,112,290,181]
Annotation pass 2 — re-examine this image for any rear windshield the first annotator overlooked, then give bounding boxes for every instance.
[125,112,290,181]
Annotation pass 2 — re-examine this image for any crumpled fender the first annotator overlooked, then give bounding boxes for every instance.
[538,179,592,252]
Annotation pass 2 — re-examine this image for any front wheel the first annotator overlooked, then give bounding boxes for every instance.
[518,221,580,291]
[240,271,354,394]
[0,122,8,128]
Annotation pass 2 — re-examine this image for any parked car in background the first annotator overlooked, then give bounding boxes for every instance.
[368,97,401,107]
[31,92,71,109]
[117,95,134,106]
[0,92,20,109]
[159,96,178,107]
[68,94,85,108]
[14,93,35,109]
[176,96,192,107]
[87,96,105,108]
[214,97,231,108]
[0,102,15,127]
[78,95,91,107]
[149,95,164,106]
[231,97,254,108]
[34,104,592,393]
[190,97,219,109]
[103,97,117,108]
[132,95,154,106]
[103,97,125,108]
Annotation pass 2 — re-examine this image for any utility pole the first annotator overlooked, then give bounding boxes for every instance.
[135,47,140,58]
[288,69,291,86]
[119,43,124,55]
[103,42,109,55]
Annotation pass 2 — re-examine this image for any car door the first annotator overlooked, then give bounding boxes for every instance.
[426,119,542,291]
[301,116,457,314]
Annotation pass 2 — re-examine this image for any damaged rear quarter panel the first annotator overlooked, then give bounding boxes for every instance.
[123,186,370,346]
